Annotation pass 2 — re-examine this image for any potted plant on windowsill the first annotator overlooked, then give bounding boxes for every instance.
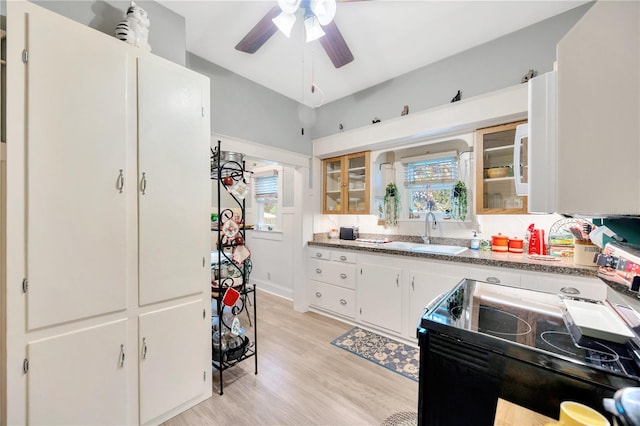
[451,180,467,221]
[384,182,400,227]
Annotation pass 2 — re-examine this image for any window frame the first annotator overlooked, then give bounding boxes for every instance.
[252,165,283,231]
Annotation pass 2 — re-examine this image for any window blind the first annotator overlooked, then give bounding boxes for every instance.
[255,173,278,201]
[403,156,458,187]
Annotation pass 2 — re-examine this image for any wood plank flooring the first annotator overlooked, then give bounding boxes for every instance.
[163,290,418,425]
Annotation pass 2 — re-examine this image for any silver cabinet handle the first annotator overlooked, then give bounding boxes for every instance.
[396,274,400,287]
[117,169,124,193]
[142,337,148,360]
[486,276,500,284]
[560,286,580,295]
[315,252,323,258]
[339,255,347,261]
[140,172,147,195]
[315,268,322,274]
[340,273,347,279]
[119,344,125,367]
[315,292,322,297]
[340,299,347,305]
[412,277,415,290]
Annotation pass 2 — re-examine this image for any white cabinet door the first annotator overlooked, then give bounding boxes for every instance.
[359,263,403,333]
[27,320,128,425]
[408,269,462,334]
[139,300,208,424]
[138,56,210,305]
[25,7,133,329]
[556,1,639,215]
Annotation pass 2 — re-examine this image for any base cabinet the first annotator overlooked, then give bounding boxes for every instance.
[27,320,128,425]
[358,261,402,333]
[308,248,357,319]
[407,266,464,338]
[139,301,208,424]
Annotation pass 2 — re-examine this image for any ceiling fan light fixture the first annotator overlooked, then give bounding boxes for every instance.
[304,15,325,42]
[272,12,297,38]
[277,0,301,15]
[310,0,336,26]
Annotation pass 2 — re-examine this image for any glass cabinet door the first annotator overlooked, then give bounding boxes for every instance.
[323,151,370,214]
[475,121,527,214]
[346,152,369,214]
[324,157,343,213]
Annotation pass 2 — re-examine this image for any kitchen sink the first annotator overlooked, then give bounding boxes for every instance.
[381,241,467,255]
[381,241,423,250]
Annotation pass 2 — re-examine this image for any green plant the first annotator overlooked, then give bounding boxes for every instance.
[384,183,400,226]
[451,180,467,221]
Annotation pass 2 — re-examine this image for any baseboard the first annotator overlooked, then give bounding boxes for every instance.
[250,279,292,300]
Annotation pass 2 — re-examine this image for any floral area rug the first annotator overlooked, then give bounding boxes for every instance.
[331,327,419,382]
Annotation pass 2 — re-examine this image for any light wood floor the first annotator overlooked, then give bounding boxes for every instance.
[163,290,418,426]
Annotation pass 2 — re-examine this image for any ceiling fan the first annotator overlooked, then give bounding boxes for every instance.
[235,0,359,69]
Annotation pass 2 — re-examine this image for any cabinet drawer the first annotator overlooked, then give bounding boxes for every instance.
[309,247,331,260]
[309,281,356,319]
[308,259,356,289]
[330,250,356,264]
[521,273,607,300]
[465,265,521,288]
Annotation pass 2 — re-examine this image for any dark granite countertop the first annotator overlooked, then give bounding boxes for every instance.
[308,236,598,278]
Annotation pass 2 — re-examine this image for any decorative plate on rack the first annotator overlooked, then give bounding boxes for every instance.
[549,218,585,235]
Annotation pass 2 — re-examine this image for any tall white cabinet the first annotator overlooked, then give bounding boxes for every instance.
[556,0,639,215]
[3,1,212,424]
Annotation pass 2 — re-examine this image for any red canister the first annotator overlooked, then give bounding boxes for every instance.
[508,238,524,253]
[491,233,509,252]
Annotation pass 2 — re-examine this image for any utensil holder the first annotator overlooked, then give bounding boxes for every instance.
[574,241,600,266]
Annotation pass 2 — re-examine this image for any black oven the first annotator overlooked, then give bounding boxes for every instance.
[417,278,640,426]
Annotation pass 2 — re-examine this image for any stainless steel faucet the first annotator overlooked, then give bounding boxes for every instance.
[423,211,437,244]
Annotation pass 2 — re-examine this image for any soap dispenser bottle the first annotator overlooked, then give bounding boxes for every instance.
[470,231,480,250]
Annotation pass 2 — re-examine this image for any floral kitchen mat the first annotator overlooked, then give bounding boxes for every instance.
[331,327,419,382]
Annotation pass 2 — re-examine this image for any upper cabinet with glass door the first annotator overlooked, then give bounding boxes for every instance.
[323,151,370,214]
[475,121,528,214]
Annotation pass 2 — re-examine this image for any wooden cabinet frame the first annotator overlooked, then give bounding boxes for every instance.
[322,151,370,215]
[475,121,528,215]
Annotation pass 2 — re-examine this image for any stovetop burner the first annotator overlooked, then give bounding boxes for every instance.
[477,306,532,337]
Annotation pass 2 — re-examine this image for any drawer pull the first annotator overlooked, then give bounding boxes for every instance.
[486,276,501,284]
[340,299,347,305]
[315,292,322,297]
[316,252,323,258]
[316,268,322,274]
[339,255,347,261]
[340,273,347,279]
[560,286,580,295]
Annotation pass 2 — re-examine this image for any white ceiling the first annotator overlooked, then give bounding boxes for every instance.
[157,0,587,108]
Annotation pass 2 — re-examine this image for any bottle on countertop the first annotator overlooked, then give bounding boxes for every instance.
[470,231,480,250]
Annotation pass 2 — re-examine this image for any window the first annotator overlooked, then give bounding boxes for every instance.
[253,167,281,231]
[403,153,458,215]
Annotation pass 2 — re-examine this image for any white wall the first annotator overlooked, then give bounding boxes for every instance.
[312,3,592,138]
[314,211,564,245]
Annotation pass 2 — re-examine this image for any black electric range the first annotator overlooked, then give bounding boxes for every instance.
[417,278,640,426]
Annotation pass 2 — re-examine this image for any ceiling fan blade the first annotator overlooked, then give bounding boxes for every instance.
[319,21,354,68]
[235,6,281,54]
